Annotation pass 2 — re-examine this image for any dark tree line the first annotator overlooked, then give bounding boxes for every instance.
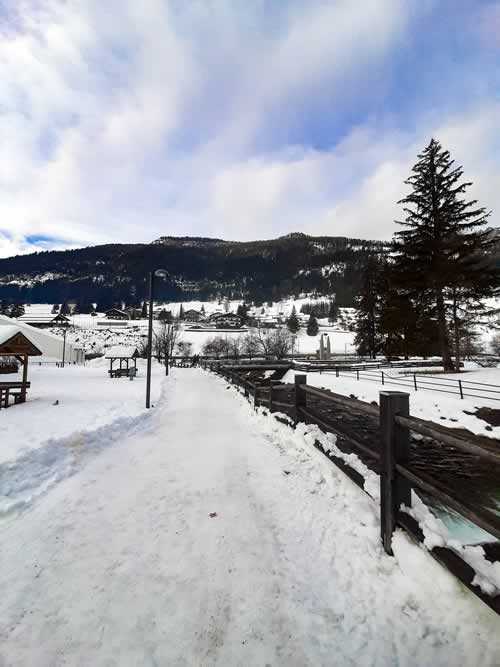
[355,139,499,369]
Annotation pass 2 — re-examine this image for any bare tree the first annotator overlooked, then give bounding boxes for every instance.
[228,336,242,360]
[241,332,260,359]
[177,340,193,358]
[256,326,293,359]
[202,336,226,359]
[154,322,182,373]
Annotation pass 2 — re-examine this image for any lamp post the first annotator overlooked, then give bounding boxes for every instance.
[146,268,168,408]
[62,326,67,368]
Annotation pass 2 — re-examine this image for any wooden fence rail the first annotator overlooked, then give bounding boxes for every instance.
[208,362,500,616]
[314,365,500,402]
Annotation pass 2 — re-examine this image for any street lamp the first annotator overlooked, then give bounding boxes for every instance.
[62,326,67,368]
[146,268,169,409]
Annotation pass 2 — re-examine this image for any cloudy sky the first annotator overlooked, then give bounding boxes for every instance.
[0,0,499,257]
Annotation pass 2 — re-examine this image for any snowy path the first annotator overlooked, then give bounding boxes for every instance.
[1,369,499,666]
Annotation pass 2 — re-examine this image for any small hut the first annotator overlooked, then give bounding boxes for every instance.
[105,346,139,378]
[0,326,42,408]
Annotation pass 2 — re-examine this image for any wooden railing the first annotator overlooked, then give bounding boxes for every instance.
[207,361,500,616]
[309,365,500,402]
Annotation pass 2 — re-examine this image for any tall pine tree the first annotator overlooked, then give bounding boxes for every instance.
[394,138,496,370]
[354,255,382,359]
[328,300,339,325]
[306,313,319,336]
[286,306,300,333]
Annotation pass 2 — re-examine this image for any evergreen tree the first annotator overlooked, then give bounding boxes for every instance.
[10,303,25,318]
[51,303,59,314]
[179,304,184,320]
[394,138,496,370]
[306,313,319,336]
[286,306,300,334]
[60,301,71,315]
[354,255,382,359]
[236,303,249,322]
[200,304,206,317]
[141,301,148,318]
[328,300,339,325]
[158,309,172,323]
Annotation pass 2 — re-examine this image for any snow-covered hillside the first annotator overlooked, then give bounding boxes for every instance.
[16,300,358,357]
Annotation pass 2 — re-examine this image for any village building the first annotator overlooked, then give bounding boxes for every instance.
[183,309,202,322]
[0,314,84,363]
[124,307,143,319]
[212,313,243,329]
[17,313,71,329]
[105,308,130,321]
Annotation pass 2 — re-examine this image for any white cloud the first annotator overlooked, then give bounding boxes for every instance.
[0,0,497,258]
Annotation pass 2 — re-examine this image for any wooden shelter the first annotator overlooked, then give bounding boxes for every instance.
[105,346,139,378]
[0,326,42,408]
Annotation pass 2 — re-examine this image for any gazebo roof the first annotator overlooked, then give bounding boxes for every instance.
[105,345,139,359]
[0,326,43,356]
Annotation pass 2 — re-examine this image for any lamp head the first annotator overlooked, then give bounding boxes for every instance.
[154,268,169,279]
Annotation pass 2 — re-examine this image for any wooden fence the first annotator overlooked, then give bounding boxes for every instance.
[205,360,500,615]
[309,365,500,403]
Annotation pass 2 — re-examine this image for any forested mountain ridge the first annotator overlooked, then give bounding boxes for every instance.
[0,233,387,306]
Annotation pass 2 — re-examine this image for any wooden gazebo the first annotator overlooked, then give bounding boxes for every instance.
[0,326,42,408]
[105,346,139,378]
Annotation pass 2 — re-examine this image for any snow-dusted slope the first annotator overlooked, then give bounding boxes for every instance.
[0,369,498,665]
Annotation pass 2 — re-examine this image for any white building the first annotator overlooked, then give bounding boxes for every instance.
[0,314,84,363]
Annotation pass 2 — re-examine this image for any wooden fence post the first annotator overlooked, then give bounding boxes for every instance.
[458,379,464,400]
[379,391,411,556]
[294,374,307,423]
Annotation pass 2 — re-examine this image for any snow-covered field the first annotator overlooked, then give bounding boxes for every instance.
[0,368,499,666]
[0,359,165,515]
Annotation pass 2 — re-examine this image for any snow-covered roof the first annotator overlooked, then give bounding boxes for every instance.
[0,314,80,362]
[0,325,22,346]
[0,325,42,355]
[18,313,69,323]
[211,312,242,319]
[105,345,139,359]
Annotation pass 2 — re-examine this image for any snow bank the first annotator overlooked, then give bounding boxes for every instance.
[0,404,162,516]
[0,361,166,514]
[228,380,500,599]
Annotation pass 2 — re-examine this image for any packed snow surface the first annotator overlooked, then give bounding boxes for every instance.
[0,369,499,665]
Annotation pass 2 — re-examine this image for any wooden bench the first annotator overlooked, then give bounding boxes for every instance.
[0,381,31,408]
[108,368,137,378]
